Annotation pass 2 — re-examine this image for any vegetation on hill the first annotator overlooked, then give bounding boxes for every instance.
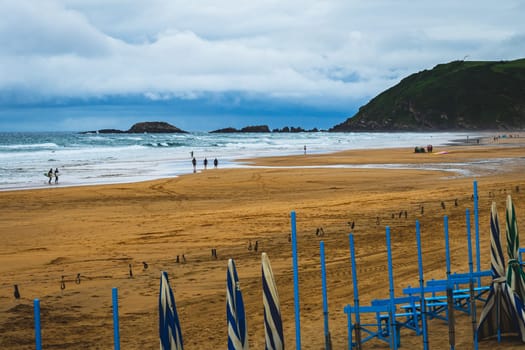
[331,59,525,131]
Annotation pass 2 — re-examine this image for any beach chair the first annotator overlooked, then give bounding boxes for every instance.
[371,296,422,335]
[402,270,491,322]
[344,303,401,348]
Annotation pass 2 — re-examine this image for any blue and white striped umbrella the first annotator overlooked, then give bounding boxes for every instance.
[227,259,249,350]
[506,195,525,300]
[262,253,284,350]
[159,271,184,350]
[478,201,525,342]
[491,202,506,278]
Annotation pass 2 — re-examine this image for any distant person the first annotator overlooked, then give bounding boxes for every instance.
[54,168,59,183]
[47,168,53,184]
[192,157,197,173]
[204,157,208,170]
[190,151,194,158]
[304,145,307,155]
[214,158,218,168]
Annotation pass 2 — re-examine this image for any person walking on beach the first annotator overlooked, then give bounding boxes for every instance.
[54,168,59,184]
[214,158,218,168]
[192,157,197,173]
[47,168,53,184]
[204,157,208,170]
[304,145,307,155]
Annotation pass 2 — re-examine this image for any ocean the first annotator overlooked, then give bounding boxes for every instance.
[0,131,483,191]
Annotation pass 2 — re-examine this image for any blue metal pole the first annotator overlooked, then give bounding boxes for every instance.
[34,299,42,350]
[349,234,362,350]
[444,216,455,350]
[416,221,429,350]
[473,181,481,287]
[466,209,473,275]
[466,209,479,350]
[112,287,121,350]
[386,227,398,350]
[444,216,451,282]
[320,241,331,350]
[345,306,353,350]
[291,211,302,350]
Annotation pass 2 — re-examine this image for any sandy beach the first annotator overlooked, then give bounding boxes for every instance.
[1,138,524,349]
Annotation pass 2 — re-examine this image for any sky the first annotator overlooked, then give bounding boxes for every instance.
[0,0,524,132]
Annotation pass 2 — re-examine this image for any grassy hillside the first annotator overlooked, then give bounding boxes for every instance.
[331,59,525,131]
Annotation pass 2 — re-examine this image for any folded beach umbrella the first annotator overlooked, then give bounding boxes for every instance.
[227,258,249,350]
[262,253,284,350]
[159,271,184,350]
[506,195,525,300]
[478,202,525,342]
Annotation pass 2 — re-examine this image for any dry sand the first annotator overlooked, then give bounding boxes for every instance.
[1,138,525,349]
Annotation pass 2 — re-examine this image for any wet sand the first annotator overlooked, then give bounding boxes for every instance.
[0,140,524,349]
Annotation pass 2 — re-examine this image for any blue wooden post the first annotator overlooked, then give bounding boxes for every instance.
[34,299,42,350]
[466,209,479,350]
[345,305,353,350]
[473,181,481,286]
[444,216,455,350]
[112,287,121,350]
[291,211,302,350]
[444,216,451,282]
[349,234,362,350]
[466,209,472,275]
[320,241,331,350]
[386,227,398,350]
[416,221,429,350]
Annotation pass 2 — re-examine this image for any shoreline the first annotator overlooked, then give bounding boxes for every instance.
[2,133,523,193]
[0,131,507,192]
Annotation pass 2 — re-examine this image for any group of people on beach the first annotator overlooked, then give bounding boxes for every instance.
[414,144,433,153]
[191,152,218,173]
[47,168,59,184]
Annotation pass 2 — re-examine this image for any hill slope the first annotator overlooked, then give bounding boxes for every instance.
[331,59,525,131]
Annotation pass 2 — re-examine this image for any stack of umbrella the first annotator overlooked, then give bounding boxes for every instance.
[478,195,525,342]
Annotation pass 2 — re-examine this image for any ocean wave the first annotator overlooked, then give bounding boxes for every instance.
[0,142,58,150]
[144,142,185,147]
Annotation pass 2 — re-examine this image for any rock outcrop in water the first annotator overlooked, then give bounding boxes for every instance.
[210,125,320,133]
[272,126,319,132]
[209,127,241,133]
[127,122,187,133]
[82,122,187,134]
[210,125,271,133]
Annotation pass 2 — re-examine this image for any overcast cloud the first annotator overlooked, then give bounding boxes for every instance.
[0,0,524,131]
